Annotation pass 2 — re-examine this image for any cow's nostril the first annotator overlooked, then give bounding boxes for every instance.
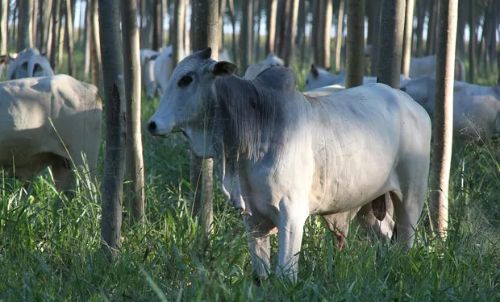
[148,121,157,133]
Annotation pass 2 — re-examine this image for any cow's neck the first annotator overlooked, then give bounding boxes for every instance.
[213,75,282,161]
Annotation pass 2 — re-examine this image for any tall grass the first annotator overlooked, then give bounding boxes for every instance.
[1,89,499,301]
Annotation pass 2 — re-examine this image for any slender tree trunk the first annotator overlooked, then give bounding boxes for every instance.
[370,0,381,75]
[401,0,414,76]
[18,0,33,51]
[172,0,186,67]
[455,2,466,57]
[91,0,101,86]
[312,0,322,65]
[254,0,262,61]
[98,0,126,257]
[376,0,406,89]
[191,0,219,235]
[50,0,61,68]
[152,0,162,50]
[282,0,299,66]
[0,0,8,54]
[228,0,237,58]
[219,0,227,51]
[32,0,38,47]
[275,0,287,58]
[489,1,497,75]
[37,0,52,53]
[57,3,65,67]
[121,0,145,223]
[296,0,307,64]
[239,0,253,71]
[425,0,437,55]
[322,0,333,69]
[10,1,16,46]
[430,0,457,239]
[84,0,92,79]
[346,0,365,87]
[414,0,425,56]
[334,0,345,73]
[65,0,75,75]
[468,0,475,83]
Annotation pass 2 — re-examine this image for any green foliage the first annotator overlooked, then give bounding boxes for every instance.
[1,91,499,302]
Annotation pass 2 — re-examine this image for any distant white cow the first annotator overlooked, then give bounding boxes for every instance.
[409,55,465,81]
[154,46,174,95]
[0,75,102,191]
[140,49,160,99]
[5,48,54,80]
[244,53,284,80]
[401,76,500,141]
[305,65,411,91]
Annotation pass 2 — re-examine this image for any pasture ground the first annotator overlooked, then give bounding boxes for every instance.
[0,68,499,301]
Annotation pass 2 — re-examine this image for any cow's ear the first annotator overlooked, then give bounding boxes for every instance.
[211,61,237,76]
[311,64,319,78]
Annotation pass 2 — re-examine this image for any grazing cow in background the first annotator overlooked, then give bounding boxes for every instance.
[0,75,102,192]
[401,76,500,141]
[243,53,284,80]
[154,46,174,95]
[305,64,411,91]
[148,48,431,280]
[410,55,465,81]
[140,49,160,99]
[5,48,54,80]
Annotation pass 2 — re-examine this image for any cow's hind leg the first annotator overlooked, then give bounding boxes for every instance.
[322,210,357,250]
[393,186,426,249]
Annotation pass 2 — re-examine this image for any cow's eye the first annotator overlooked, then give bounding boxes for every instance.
[178,75,193,87]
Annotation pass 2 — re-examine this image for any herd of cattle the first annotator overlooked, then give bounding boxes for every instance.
[0,46,499,280]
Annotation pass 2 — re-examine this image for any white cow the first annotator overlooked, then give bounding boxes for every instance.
[0,75,102,191]
[6,48,54,80]
[148,49,431,281]
[410,55,465,81]
[305,65,411,91]
[140,49,160,99]
[401,76,500,141]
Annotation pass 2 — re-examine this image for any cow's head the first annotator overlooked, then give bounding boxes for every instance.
[147,48,237,158]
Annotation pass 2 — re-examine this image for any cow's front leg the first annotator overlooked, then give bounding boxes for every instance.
[244,214,274,280]
[277,199,308,281]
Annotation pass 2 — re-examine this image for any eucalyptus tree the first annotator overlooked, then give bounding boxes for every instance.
[191,0,220,235]
[98,0,126,257]
[430,0,458,239]
[121,0,145,222]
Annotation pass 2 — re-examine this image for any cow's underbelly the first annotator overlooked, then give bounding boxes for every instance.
[0,131,65,180]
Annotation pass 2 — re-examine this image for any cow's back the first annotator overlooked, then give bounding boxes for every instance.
[302,83,431,212]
